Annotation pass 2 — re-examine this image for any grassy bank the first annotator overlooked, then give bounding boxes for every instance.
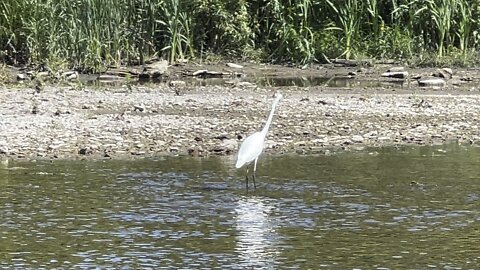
[1,0,479,72]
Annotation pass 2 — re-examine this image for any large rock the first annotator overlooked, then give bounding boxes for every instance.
[191,70,228,78]
[418,78,446,87]
[61,71,78,81]
[140,60,169,79]
[381,71,408,79]
[226,63,244,69]
[387,66,405,72]
[434,68,453,79]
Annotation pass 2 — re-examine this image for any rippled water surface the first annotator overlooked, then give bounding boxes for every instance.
[1,144,479,269]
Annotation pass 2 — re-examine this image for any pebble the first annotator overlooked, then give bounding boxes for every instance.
[0,142,8,154]
[351,135,364,143]
[169,80,186,87]
[16,73,28,80]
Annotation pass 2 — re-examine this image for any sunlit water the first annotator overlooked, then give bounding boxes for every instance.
[0,144,479,269]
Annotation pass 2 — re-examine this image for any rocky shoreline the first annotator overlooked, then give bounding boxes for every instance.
[2,78,480,160]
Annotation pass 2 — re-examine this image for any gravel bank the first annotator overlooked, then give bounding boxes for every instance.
[1,84,480,160]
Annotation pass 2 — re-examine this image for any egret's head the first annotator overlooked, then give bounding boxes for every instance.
[275,92,283,100]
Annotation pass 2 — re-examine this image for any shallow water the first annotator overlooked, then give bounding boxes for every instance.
[251,76,407,88]
[86,75,407,89]
[0,144,479,269]
[173,76,408,89]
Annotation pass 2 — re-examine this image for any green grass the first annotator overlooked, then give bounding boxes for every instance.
[1,0,480,71]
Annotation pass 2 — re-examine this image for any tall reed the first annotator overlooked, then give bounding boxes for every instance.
[265,0,317,63]
[456,0,473,64]
[326,0,363,59]
[366,0,381,37]
[1,0,480,69]
[158,0,193,63]
[426,0,455,58]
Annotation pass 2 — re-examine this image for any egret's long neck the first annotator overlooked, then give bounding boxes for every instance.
[261,97,281,136]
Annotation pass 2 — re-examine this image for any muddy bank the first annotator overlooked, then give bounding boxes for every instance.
[2,78,480,160]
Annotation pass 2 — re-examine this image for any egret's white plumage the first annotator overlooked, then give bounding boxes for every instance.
[236,93,283,190]
[235,131,264,169]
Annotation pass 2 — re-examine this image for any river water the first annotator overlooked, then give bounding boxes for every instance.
[0,144,479,269]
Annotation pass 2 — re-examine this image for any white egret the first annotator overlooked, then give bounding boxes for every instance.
[235,93,283,190]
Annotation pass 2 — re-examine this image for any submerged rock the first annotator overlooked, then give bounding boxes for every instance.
[97,74,124,81]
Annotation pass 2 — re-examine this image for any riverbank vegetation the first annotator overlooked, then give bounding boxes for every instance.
[1,0,479,72]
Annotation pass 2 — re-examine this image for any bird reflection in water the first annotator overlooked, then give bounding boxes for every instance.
[234,196,280,268]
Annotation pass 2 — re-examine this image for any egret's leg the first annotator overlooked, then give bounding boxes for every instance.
[253,158,258,189]
[245,166,249,191]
